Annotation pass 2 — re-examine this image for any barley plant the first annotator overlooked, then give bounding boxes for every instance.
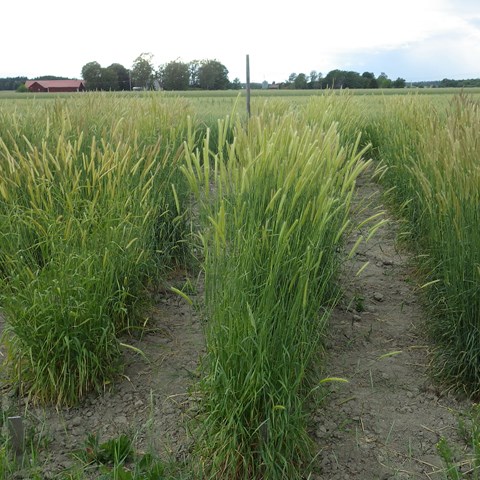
[183,104,370,478]
[0,94,193,406]
[368,93,480,394]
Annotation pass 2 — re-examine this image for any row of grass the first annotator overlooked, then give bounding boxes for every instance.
[3,87,479,476]
[0,90,377,477]
[0,94,194,406]
[365,93,480,394]
[184,98,371,478]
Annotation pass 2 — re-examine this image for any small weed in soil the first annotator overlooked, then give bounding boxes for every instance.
[437,403,480,479]
[76,433,134,466]
[72,433,180,479]
[353,293,366,313]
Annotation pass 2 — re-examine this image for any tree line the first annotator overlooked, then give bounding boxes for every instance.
[81,53,238,91]
[80,58,406,91]
[413,78,480,88]
[279,70,406,89]
[2,54,479,91]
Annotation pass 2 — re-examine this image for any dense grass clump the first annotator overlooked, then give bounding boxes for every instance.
[0,95,193,405]
[367,94,480,394]
[184,107,369,478]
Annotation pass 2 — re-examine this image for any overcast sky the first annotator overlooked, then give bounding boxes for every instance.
[1,0,479,83]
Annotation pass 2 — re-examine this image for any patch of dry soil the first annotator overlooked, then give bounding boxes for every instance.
[310,173,470,479]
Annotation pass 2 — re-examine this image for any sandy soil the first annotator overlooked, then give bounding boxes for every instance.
[0,172,472,479]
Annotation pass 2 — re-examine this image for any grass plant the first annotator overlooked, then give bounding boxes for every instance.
[0,94,194,405]
[184,104,370,478]
[367,93,480,394]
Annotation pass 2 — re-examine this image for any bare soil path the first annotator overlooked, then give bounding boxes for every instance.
[311,172,470,479]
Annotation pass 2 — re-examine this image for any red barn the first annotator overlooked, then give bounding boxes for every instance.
[25,80,86,93]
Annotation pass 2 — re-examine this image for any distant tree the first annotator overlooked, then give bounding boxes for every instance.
[318,73,325,89]
[231,77,242,90]
[81,61,102,90]
[308,70,322,89]
[362,72,378,88]
[377,72,392,88]
[108,63,130,90]
[440,78,458,87]
[159,60,190,90]
[350,72,366,88]
[197,60,230,90]
[294,73,308,89]
[16,83,28,92]
[392,77,406,88]
[324,70,364,89]
[324,69,344,88]
[285,72,296,88]
[82,62,129,90]
[100,66,119,90]
[132,53,155,89]
[188,60,201,88]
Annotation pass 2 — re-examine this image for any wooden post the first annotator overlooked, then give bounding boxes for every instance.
[246,54,251,118]
[7,416,25,455]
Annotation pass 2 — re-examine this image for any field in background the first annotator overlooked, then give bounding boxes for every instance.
[2,86,480,113]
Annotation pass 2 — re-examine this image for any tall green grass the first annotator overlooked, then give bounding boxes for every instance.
[183,106,370,478]
[0,94,193,405]
[367,93,480,394]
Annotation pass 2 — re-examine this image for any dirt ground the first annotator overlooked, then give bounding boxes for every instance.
[0,172,472,479]
[310,173,470,479]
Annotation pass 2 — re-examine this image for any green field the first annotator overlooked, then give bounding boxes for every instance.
[1,89,479,478]
[2,86,480,109]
